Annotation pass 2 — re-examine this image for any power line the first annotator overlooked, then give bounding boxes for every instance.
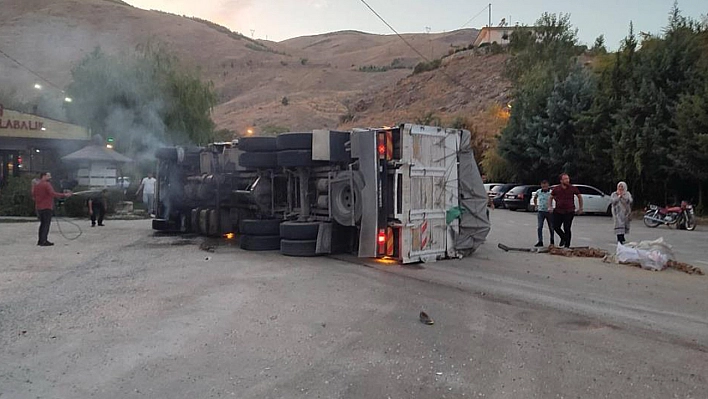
[460,4,491,29]
[0,47,65,92]
[357,0,479,96]
[357,0,430,62]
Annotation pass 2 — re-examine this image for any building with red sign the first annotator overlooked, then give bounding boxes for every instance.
[0,104,90,185]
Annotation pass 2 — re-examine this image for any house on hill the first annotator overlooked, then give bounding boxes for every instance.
[473,26,527,47]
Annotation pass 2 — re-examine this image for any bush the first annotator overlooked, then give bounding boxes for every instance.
[281,96,289,106]
[414,111,441,126]
[0,175,36,216]
[339,112,355,124]
[412,59,442,75]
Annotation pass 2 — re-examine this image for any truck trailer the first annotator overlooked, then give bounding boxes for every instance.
[152,124,490,263]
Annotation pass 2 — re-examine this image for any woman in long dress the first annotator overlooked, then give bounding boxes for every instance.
[611,181,633,244]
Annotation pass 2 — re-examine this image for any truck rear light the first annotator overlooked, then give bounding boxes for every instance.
[378,144,386,155]
[377,229,386,256]
[378,230,386,243]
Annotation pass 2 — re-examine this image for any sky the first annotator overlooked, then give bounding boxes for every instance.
[126,0,706,49]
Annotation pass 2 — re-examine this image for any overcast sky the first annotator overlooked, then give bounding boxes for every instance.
[126,0,705,48]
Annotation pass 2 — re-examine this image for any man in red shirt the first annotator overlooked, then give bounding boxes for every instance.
[547,173,583,248]
[32,172,72,246]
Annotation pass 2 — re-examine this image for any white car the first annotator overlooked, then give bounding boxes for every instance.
[530,184,612,215]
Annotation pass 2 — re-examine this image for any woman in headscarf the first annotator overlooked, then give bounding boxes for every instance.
[611,181,633,244]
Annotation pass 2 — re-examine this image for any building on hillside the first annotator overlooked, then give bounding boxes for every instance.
[62,135,133,188]
[0,104,90,185]
[473,26,528,47]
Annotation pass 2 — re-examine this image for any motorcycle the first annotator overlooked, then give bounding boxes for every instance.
[643,201,696,231]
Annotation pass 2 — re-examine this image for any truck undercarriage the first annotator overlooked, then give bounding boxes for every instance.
[152,124,490,263]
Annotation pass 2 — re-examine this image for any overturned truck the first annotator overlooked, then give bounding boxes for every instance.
[152,124,490,263]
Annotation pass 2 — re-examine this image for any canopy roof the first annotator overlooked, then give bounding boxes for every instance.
[62,144,133,163]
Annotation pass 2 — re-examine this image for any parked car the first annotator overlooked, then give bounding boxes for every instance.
[503,185,541,211]
[529,184,612,215]
[488,183,520,208]
[484,183,503,193]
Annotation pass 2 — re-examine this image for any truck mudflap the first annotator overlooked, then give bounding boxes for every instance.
[397,124,461,263]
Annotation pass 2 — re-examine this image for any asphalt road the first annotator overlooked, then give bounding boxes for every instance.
[0,215,706,399]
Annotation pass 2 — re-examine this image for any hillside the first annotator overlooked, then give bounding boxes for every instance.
[0,0,508,137]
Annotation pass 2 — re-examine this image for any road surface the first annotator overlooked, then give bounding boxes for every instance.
[0,214,706,398]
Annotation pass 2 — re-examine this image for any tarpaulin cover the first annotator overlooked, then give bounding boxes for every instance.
[454,130,490,256]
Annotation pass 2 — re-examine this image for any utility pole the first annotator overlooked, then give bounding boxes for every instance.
[488,3,492,44]
[425,27,432,59]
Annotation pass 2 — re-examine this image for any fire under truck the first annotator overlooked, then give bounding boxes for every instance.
[152,124,490,263]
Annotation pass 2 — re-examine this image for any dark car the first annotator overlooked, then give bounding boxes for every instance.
[503,185,541,211]
[488,183,520,208]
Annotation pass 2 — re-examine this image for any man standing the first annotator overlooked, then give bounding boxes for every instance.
[547,173,583,248]
[88,189,108,227]
[533,180,554,247]
[136,172,157,217]
[32,172,72,246]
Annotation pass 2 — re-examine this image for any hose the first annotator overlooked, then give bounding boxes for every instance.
[53,215,83,241]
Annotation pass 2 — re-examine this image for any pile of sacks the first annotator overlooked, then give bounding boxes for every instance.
[615,237,674,271]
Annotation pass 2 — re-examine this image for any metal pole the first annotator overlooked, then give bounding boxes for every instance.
[488,3,492,44]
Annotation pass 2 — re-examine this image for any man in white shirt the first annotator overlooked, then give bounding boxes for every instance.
[136,172,157,217]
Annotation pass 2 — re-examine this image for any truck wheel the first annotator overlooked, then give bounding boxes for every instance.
[240,218,281,236]
[239,152,278,169]
[277,150,313,168]
[280,239,318,257]
[280,221,320,240]
[239,137,277,152]
[276,132,312,150]
[152,219,170,231]
[191,208,201,234]
[330,170,364,226]
[155,147,178,161]
[240,235,281,251]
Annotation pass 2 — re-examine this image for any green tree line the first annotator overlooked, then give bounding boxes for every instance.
[494,5,708,211]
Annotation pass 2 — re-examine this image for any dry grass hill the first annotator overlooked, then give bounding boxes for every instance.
[0,0,509,139]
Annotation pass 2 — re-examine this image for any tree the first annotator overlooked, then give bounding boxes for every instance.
[590,35,607,55]
[505,13,580,86]
[499,65,598,183]
[65,44,218,158]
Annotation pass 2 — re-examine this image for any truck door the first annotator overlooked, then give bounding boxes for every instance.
[397,124,460,263]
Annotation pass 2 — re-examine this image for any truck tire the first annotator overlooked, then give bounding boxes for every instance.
[191,208,201,234]
[276,132,312,150]
[277,150,313,168]
[239,137,277,152]
[239,152,278,169]
[280,221,320,240]
[240,235,281,251]
[155,147,178,161]
[280,239,318,257]
[240,218,281,236]
[330,170,364,226]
